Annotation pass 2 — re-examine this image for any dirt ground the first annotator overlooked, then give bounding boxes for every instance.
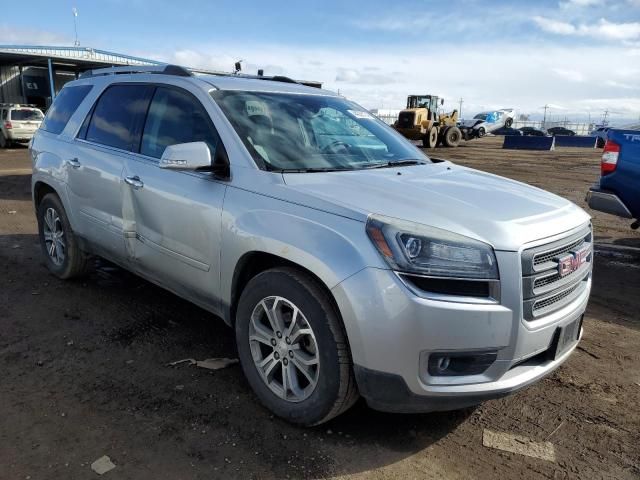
[1,137,639,480]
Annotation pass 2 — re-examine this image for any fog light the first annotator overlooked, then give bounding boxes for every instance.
[428,351,497,377]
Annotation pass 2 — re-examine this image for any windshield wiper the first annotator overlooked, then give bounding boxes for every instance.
[278,166,355,173]
[364,159,427,169]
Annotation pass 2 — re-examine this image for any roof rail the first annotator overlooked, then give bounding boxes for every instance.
[80,64,192,78]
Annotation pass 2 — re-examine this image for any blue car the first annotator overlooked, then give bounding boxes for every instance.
[587,129,640,229]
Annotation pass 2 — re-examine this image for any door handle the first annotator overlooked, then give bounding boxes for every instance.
[124,175,144,190]
[66,157,81,169]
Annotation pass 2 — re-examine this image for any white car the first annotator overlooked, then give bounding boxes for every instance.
[460,108,516,137]
[0,104,45,148]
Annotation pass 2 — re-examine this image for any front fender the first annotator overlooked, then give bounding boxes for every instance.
[219,187,385,319]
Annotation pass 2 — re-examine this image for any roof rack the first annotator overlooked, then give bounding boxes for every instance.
[79,64,192,78]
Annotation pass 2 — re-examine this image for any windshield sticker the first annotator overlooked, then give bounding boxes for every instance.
[246,100,269,117]
[347,109,375,120]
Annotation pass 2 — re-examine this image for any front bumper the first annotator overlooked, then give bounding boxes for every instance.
[587,187,633,219]
[332,252,590,413]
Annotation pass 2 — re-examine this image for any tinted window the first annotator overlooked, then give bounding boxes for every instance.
[86,85,152,151]
[1,110,6,120]
[41,85,92,134]
[141,87,219,159]
[10,109,44,121]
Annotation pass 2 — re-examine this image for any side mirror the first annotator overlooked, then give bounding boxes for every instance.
[159,142,211,171]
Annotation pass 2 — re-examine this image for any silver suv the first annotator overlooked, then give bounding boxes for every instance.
[30,65,592,426]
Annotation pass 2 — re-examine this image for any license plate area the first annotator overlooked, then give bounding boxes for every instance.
[554,315,583,359]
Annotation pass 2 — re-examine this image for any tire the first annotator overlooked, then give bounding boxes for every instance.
[422,126,438,148]
[0,133,6,148]
[444,126,462,147]
[505,118,513,128]
[36,193,89,279]
[477,127,486,138]
[235,267,358,426]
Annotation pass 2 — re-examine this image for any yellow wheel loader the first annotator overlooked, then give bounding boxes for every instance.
[393,95,462,148]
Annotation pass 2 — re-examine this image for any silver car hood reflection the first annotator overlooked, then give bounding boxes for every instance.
[281,162,590,251]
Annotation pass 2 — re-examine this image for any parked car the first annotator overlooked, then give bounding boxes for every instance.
[547,127,576,136]
[590,126,609,148]
[0,103,45,147]
[459,108,516,137]
[587,130,639,229]
[491,127,523,136]
[519,126,547,137]
[31,65,593,426]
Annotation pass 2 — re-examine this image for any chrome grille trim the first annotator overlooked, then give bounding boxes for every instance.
[521,225,592,320]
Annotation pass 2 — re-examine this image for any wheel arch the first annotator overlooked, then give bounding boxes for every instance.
[228,251,344,330]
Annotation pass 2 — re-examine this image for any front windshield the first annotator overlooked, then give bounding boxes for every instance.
[211,91,430,171]
[473,113,488,120]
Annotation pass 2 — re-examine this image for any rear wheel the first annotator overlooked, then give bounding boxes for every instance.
[36,193,89,279]
[444,126,462,147]
[0,134,7,148]
[505,118,513,128]
[235,267,358,426]
[422,126,438,148]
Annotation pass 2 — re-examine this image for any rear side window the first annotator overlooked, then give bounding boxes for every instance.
[1,110,7,120]
[41,85,92,134]
[86,84,153,151]
[141,87,219,159]
[10,109,44,121]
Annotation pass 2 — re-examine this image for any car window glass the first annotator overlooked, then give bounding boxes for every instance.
[41,85,92,135]
[86,84,152,151]
[1,110,6,120]
[10,109,44,121]
[141,87,219,159]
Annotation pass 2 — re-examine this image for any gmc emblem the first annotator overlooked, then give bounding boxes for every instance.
[557,246,590,277]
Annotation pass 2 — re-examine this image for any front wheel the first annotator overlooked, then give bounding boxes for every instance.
[36,193,89,279]
[477,127,486,138]
[444,126,462,147]
[235,268,358,426]
[422,126,438,148]
[505,118,513,128]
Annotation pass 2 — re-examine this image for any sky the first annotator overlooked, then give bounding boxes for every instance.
[2,0,640,123]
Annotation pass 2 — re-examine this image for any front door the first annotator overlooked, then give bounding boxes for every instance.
[122,86,227,310]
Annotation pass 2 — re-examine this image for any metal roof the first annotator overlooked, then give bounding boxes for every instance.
[0,45,164,70]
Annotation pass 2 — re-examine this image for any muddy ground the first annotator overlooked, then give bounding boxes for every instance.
[1,137,639,479]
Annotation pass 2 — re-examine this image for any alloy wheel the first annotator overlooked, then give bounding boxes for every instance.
[43,207,66,266]
[248,296,320,402]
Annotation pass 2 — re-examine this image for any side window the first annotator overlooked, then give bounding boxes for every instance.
[40,85,92,134]
[86,84,153,151]
[141,87,220,159]
[1,110,7,120]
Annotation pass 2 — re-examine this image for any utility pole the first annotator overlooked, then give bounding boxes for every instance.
[542,104,549,129]
[458,98,463,119]
[72,8,80,46]
[602,109,609,126]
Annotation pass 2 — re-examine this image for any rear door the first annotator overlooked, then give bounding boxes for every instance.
[69,84,153,259]
[122,85,227,308]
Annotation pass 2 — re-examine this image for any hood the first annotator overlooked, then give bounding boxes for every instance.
[282,162,590,251]
[461,119,485,128]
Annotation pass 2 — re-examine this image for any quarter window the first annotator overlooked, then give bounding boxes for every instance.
[41,85,92,134]
[141,87,219,159]
[86,85,153,151]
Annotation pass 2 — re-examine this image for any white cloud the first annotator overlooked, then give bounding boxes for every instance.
[143,42,640,122]
[552,68,585,82]
[533,16,640,41]
[532,17,577,35]
[560,0,603,8]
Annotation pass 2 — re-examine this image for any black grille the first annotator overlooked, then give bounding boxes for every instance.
[397,111,415,129]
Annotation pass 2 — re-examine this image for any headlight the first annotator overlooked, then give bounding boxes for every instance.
[366,214,499,279]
